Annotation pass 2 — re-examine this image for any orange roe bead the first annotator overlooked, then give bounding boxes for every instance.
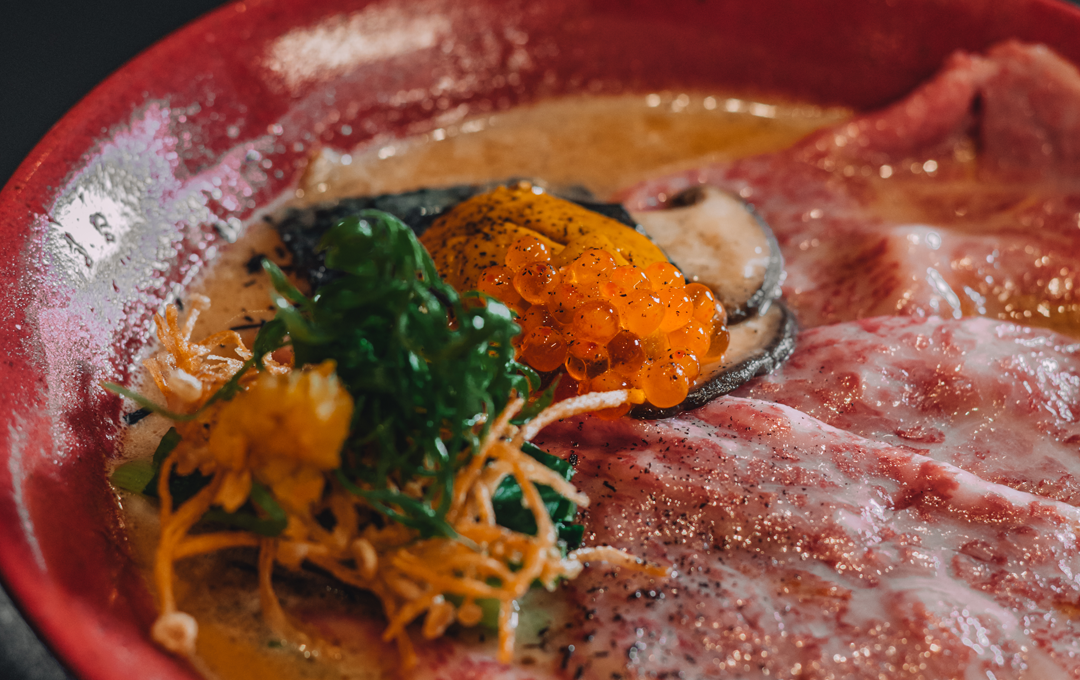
[686,283,721,324]
[644,261,684,290]
[621,290,665,337]
[704,323,731,361]
[601,265,650,311]
[513,262,560,304]
[518,305,557,336]
[601,280,627,304]
[641,359,690,409]
[520,327,568,372]
[668,319,711,358]
[505,235,552,273]
[609,265,651,293]
[572,301,621,344]
[565,249,617,293]
[477,265,524,308]
[640,330,671,360]
[589,371,633,420]
[714,302,728,328]
[565,355,588,381]
[566,335,609,364]
[548,282,587,325]
[666,349,700,381]
[465,226,730,411]
[608,331,646,377]
[565,354,609,381]
[657,288,695,333]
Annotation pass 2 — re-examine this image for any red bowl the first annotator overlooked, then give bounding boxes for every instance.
[4,1,1080,678]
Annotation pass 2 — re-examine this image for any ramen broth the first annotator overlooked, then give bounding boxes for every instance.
[115,93,849,680]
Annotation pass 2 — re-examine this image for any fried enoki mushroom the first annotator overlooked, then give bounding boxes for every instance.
[143,293,291,411]
[142,301,667,667]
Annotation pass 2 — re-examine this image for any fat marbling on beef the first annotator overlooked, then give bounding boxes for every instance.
[527,41,1080,679]
[537,392,1080,679]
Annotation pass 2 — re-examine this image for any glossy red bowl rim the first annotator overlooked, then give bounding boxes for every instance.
[4,1,1080,679]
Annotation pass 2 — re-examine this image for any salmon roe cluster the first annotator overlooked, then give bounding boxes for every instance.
[477,235,729,416]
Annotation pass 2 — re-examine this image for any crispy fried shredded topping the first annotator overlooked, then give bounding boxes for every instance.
[140,300,665,668]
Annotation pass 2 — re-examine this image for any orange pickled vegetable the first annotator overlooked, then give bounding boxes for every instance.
[419,183,667,292]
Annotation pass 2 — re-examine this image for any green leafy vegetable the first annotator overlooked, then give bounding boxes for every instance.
[202,482,289,536]
[491,442,583,549]
[262,210,540,537]
[111,427,286,537]
[153,427,183,468]
[111,426,182,495]
[110,460,155,495]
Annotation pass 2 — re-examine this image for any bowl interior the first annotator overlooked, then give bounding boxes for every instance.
[3,0,1080,678]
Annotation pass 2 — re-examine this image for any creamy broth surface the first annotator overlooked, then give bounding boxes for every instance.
[117,93,848,680]
[298,93,848,202]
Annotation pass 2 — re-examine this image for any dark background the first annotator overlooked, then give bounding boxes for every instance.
[2,0,229,187]
[5,0,1080,678]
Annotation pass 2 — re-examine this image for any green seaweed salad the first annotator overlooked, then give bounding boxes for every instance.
[111,209,583,550]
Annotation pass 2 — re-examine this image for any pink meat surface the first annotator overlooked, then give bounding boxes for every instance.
[535,398,1080,679]
[736,316,1080,506]
[534,41,1080,679]
[621,41,1080,332]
